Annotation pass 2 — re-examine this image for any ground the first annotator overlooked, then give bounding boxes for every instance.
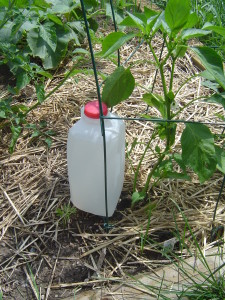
[0,22,225,300]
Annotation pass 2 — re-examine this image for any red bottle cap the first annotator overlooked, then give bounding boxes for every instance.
[84,100,108,119]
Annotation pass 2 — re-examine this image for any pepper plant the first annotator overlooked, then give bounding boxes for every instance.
[99,0,225,203]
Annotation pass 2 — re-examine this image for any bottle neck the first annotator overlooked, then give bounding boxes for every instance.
[81,107,110,123]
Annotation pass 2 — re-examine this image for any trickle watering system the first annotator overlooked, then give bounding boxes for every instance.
[67,100,125,217]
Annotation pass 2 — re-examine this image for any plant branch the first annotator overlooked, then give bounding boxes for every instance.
[148,42,160,66]
[169,57,176,91]
[133,131,157,192]
[159,63,168,99]
[0,0,17,30]
[24,65,79,117]
[142,153,165,195]
[174,73,198,97]
[172,95,209,118]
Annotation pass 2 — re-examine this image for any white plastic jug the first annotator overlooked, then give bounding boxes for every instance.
[67,100,125,217]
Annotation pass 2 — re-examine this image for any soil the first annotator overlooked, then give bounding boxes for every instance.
[0,203,170,300]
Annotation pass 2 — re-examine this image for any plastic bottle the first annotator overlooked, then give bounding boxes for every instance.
[67,100,125,217]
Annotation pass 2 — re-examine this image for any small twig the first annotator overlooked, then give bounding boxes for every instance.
[1,187,25,225]
[80,235,127,258]
[50,278,121,289]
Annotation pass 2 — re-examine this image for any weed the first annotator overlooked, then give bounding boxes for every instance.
[130,205,225,299]
[56,204,77,227]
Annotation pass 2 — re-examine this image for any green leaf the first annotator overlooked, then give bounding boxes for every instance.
[173,153,187,172]
[27,22,57,59]
[100,32,136,58]
[153,158,190,180]
[17,104,29,112]
[31,130,41,138]
[163,171,191,180]
[106,3,124,24]
[157,122,177,146]
[45,130,56,136]
[119,16,137,27]
[45,137,52,148]
[171,172,190,181]
[34,0,51,8]
[9,125,22,153]
[144,6,158,19]
[131,191,145,206]
[46,0,79,14]
[215,146,225,174]
[146,15,159,35]
[41,24,79,69]
[201,70,216,81]
[143,7,159,34]
[201,80,220,93]
[153,159,173,176]
[155,145,160,153]
[73,48,89,55]
[183,12,198,29]
[152,11,166,35]
[181,29,211,40]
[39,120,47,128]
[181,123,217,183]
[202,23,225,37]
[192,47,225,90]
[88,18,98,32]
[25,123,37,130]
[165,0,190,32]
[68,21,86,37]
[204,92,225,109]
[215,114,225,121]
[36,84,45,103]
[173,45,187,58]
[120,12,146,32]
[102,66,135,108]
[83,0,98,9]
[37,70,53,79]
[0,110,6,118]
[47,14,63,26]
[142,93,166,118]
[5,0,30,8]
[0,0,11,6]
[16,69,30,90]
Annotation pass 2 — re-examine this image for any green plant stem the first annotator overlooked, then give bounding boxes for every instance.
[0,0,16,30]
[174,73,198,98]
[24,66,78,117]
[133,132,157,192]
[0,65,80,131]
[169,58,176,91]
[159,63,168,97]
[147,41,170,97]
[71,10,80,20]
[142,153,165,195]
[172,95,208,118]
[141,206,152,253]
[148,41,160,66]
[148,40,172,150]
[87,9,105,18]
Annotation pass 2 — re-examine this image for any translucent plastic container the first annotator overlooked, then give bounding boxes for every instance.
[67,100,125,217]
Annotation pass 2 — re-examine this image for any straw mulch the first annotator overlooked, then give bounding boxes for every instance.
[0,25,224,299]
